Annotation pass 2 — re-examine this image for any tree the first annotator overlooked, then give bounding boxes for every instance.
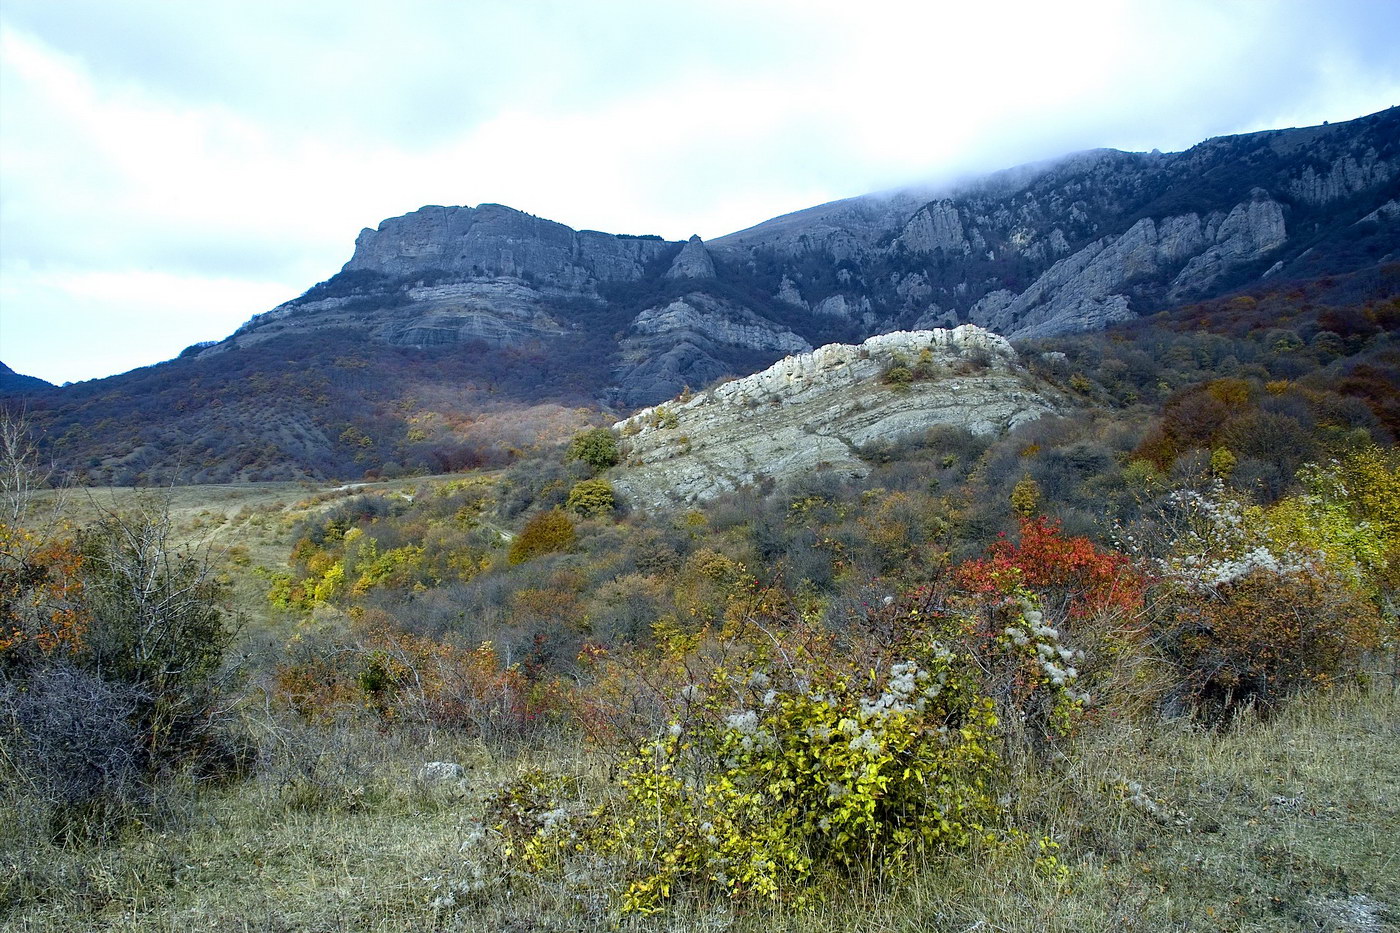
[565,428,620,473]
[78,499,236,765]
[1009,475,1041,517]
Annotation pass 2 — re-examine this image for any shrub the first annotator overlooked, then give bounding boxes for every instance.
[882,362,913,389]
[1010,475,1042,517]
[0,664,145,842]
[957,515,1144,623]
[497,640,1002,911]
[564,428,620,473]
[77,505,234,768]
[0,524,87,673]
[1149,483,1383,720]
[490,594,1081,913]
[507,510,576,565]
[565,478,615,517]
[1158,563,1380,719]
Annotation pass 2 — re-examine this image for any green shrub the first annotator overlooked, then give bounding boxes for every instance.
[882,363,913,389]
[565,478,615,517]
[564,428,620,473]
[488,603,1071,912]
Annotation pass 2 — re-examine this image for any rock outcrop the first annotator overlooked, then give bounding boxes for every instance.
[344,203,675,287]
[966,189,1290,338]
[611,293,812,406]
[663,235,717,280]
[611,326,1062,509]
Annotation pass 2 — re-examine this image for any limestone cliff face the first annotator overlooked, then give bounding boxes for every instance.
[207,108,1397,411]
[963,189,1290,338]
[611,293,813,407]
[344,203,674,288]
[663,235,717,280]
[714,108,1398,341]
[611,326,1062,509]
[220,203,684,358]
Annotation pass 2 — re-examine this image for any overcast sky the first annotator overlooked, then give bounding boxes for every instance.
[1,0,1397,385]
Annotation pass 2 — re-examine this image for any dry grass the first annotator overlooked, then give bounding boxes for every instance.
[6,687,1393,932]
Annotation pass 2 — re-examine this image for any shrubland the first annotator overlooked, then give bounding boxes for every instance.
[1,282,1398,930]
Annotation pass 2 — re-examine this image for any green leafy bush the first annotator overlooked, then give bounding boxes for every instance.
[564,428,620,473]
[565,478,615,517]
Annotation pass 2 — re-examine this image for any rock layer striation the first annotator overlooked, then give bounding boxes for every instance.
[611,326,1062,509]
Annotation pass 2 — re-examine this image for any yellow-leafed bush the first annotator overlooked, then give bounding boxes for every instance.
[507,510,576,565]
[488,603,1049,913]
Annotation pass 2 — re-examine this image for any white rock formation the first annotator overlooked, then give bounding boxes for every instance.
[611,326,1062,509]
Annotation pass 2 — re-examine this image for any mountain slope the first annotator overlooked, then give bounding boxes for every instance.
[0,362,53,395]
[6,108,1397,484]
[712,107,1399,338]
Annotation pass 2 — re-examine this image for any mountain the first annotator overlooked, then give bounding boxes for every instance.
[713,107,1399,338]
[211,108,1396,399]
[6,108,1397,484]
[0,362,53,395]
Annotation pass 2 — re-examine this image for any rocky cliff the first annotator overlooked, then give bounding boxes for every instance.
[714,107,1399,339]
[611,326,1063,509]
[344,203,674,286]
[204,108,1398,409]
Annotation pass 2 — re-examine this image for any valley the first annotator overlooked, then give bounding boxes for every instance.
[2,107,1398,931]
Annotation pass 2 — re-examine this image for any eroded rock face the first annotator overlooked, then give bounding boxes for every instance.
[344,203,675,287]
[611,326,1062,509]
[611,293,812,407]
[968,190,1290,339]
[226,278,568,350]
[664,235,717,280]
[899,200,970,255]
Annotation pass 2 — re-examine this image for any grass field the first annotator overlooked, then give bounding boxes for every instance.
[3,685,1394,932]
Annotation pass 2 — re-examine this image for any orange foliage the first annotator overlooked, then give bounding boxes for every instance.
[0,522,88,667]
[956,516,1144,622]
[273,621,566,735]
[1163,564,1380,717]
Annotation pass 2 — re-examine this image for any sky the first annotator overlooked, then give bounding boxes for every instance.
[1,0,1398,385]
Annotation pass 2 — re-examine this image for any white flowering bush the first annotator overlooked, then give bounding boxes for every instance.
[1153,482,1310,589]
[1147,481,1382,719]
[995,596,1092,739]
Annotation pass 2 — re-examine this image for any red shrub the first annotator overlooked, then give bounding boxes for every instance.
[957,516,1144,622]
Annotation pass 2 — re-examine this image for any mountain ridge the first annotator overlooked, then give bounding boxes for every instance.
[7,107,1398,484]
